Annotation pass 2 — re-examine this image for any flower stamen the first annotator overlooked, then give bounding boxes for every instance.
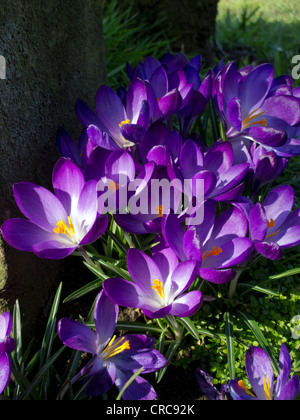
[119,119,130,143]
[102,335,130,359]
[155,205,163,218]
[266,218,280,239]
[53,217,75,238]
[242,108,267,131]
[152,279,165,300]
[263,375,272,400]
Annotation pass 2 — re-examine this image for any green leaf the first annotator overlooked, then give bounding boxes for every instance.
[225,312,236,380]
[238,282,278,297]
[237,310,280,375]
[178,317,200,341]
[156,339,181,383]
[20,346,66,400]
[269,267,300,280]
[95,258,132,281]
[63,277,105,303]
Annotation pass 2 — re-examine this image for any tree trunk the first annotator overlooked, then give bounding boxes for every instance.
[0,0,106,340]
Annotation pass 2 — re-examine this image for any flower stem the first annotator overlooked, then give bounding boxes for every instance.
[228,269,244,300]
[166,314,183,341]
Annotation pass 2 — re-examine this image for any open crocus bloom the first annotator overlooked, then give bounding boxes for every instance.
[213,62,300,151]
[1,158,108,259]
[76,78,150,150]
[0,312,15,394]
[229,344,300,400]
[103,247,202,319]
[249,184,300,260]
[58,290,166,399]
[162,200,253,284]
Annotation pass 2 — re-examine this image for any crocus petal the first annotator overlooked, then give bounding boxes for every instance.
[75,98,103,129]
[0,353,11,394]
[0,218,56,252]
[93,290,118,352]
[179,139,203,179]
[13,182,67,231]
[85,359,116,397]
[120,123,146,144]
[249,202,268,241]
[105,150,136,185]
[239,63,274,117]
[127,248,163,294]
[170,290,203,317]
[57,317,97,354]
[152,246,179,283]
[115,370,158,400]
[227,96,242,132]
[56,127,81,165]
[79,214,108,246]
[262,95,300,126]
[86,125,120,151]
[52,157,86,216]
[103,277,156,310]
[245,346,274,400]
[209,206,248,243]
[202,237,252,268]
[125,78,148,123]
[158,89,182,120]
[95,85,126,141]
[204,141,234,175]
[274,343,292,399]
[276,376,300,400]
[254,241,283,260]
[168,260,197,299]
[0,312,12,340]
[182,227,202,261]
[162,213,186,261]
[248,126,287,147]
[263,185,294,228]
[199,267,236,284]
[229,378,257,400]
[32,240,77,260]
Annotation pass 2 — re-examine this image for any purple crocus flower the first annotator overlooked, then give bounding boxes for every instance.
[1,158,108,259]
[162,200,253,284]
[103,247,202,319]
[249,185,300,260]
[58,290,166,399]
[0,312,15,394]
[229,344,300,400]
[213,61,300,151]
[76,78,150,150]
[168,139,249,214]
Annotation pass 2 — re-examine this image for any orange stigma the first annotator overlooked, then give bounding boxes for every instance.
[202,245,222,261]
[242,108,267,131]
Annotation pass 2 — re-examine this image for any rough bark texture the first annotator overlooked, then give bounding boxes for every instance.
[131,0,219,66]
[0,0,106,340]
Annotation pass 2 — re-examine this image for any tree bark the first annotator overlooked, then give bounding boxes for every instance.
[0,0,106,340]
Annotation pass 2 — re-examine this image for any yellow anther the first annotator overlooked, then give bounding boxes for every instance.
[155,205,163,218]
[263,375,272,400]
[152,279,165,300]
[119,119,130,142]
[119,119,130,127]
[102,335,130,359]
[53,217,75,238]
[108,180,119,193]
[242,108,267,131]
[202,245,222,261]
[266,218,280,239]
